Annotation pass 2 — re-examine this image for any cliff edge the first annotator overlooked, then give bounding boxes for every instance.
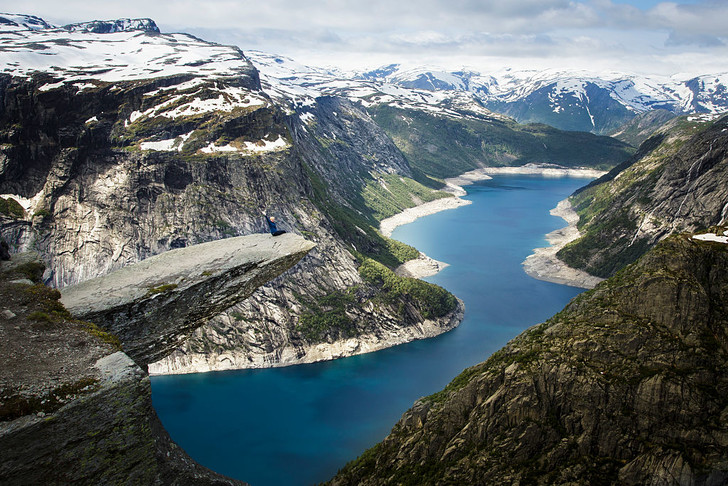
[331,229,728,485]
[61,233,315,368]
[2,234,315,485]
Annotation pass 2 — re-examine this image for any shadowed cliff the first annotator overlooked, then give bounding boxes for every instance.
[1,234,314,485]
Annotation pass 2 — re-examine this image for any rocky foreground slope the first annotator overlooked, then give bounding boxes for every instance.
[331,230,728,485]
[0,245,313,484]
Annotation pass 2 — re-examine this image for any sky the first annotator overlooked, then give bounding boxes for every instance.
[5,0,728,75]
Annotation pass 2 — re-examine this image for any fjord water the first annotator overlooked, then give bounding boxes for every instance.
[151,175,588,486]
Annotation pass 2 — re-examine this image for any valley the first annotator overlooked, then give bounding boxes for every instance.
[1,11,727,486]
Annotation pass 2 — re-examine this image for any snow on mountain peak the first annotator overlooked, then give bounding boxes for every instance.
[0,13,55,31]
[0,16,256,85]
[61,18,160,34]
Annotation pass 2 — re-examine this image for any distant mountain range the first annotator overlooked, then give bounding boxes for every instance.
[2,12,725,137]
[247,53,728,135]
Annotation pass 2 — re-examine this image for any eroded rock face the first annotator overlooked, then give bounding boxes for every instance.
[331,234,728,485]
[0,256,246,485]
[0,352,246,485]
[558,115,728,278]
[60,233,315,368]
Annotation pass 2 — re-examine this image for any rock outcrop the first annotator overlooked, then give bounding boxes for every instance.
[61,233,315,368]
[558,114,728,278]
[0,22,461,375]
[0,254,249,485]
[331,231,728,485]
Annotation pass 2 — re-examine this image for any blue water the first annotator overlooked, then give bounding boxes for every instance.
[151,175,588,486]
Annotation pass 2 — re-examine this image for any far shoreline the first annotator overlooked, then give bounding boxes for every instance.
[383,164,606,281]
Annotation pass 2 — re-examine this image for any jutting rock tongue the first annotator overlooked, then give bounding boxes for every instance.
[61,233,316,369]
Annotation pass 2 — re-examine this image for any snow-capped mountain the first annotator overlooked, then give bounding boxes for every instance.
[0,13,255,84]
[243,52,727,135]
[356,65,728,133]
[0,13,54,31]
[61,18,159,34]
[2,12,726,137]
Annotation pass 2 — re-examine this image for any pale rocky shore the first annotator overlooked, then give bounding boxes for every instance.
[522,199,605,289]
[148,298,464,375]
[385,164,605,282]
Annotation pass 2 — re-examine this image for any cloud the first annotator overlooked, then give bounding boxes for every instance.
[4,0,728,74]
[666,31,725,47]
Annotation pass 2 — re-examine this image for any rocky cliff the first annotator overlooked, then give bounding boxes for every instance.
[558,114,728,278]
[331,230,728,485]
[0,253,257,485]
[60,233,315,368]
[0,17,465,375]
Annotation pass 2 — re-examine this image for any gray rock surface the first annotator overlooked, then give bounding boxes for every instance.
[1,351,246,485]
[0,255,247,485]
[559,114,728,278]
[330,234,728,485]
[61,233,315,368]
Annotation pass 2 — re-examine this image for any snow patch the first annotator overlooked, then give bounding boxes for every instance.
[243,135,289,152]
[692,233,728,244]
[39,81,64,92]
[140,131,194,152]
[199,135,289,154]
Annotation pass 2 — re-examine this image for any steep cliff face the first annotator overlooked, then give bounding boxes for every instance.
[60,233,315,368]
[0,255,246,485]
[0,20,462,375]
[331,231,728,485]
[558,114,728,278]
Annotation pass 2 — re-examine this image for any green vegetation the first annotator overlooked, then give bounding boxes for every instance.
[362,173,451,220]
[32,208,52,219]
[11,261,46,282]
[0,377,100,422]
[303,162,419,268]
[296,289,358,341]
[358,257,457,319]
[368,105,633,179]
[0,197,25,219]
[557,115,720,278]
[146,283,178,296]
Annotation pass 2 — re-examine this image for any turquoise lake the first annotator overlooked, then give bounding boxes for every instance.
[151,175,590,486]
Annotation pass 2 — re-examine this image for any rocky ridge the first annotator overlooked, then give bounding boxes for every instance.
[249,53,728,135]
[558,113,728,278]
[0,250,267,485]
[61,233,315,368]
[331,231,728,485]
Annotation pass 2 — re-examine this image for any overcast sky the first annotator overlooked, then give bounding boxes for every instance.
[6,0,728,75]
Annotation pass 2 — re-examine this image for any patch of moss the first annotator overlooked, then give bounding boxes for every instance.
[358,257,457,319]
[296,289,358,342]
[32,208,51,219]
[145,283,178,296]
[0,377,100,422]
[0,197,25,219]
[79,321,122,351]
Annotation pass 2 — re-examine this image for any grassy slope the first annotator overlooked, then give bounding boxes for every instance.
[558,116,723,277]
[368,105,634,180]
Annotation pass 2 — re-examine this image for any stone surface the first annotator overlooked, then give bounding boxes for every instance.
[0,257,246,485]
[61,233,315,368]
[331,234,728,485]
[559,115,728,278]
[0,352,246,485]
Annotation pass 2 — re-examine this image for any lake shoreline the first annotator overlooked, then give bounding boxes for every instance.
[521,199,605,289]
[385,164,606,281]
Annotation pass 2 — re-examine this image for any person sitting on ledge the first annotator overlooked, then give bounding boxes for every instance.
[264,213,287,236]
